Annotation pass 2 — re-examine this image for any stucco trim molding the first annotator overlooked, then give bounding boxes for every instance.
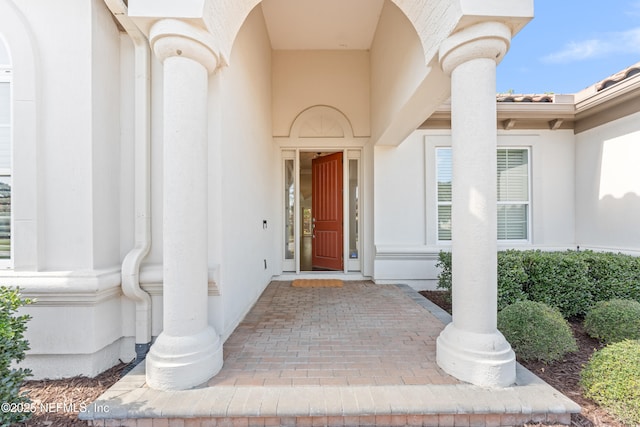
[149,19,220,73]
[439,21,511,76]
[0,268,122,306]
[375,245,441,261]
[577,246,640,257]
[138,263,221,296]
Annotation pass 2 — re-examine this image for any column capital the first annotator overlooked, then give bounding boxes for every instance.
[439,21,511,76]
[149,19,219,74]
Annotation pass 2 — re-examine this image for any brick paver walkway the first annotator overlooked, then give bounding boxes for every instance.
[208,281,459,387]
[83,281,581,426]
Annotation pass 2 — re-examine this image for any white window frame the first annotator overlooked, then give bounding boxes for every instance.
[0,66,12,268]
[496,147,532,243]
[435,147,452,242]
[435,146,531,244]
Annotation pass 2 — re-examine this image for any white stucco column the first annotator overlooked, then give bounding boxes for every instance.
[436,22,516,388]
[145,19,223,391]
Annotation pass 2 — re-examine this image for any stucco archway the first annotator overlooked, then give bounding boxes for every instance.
[0,1,40,270]
[216,0,459,67]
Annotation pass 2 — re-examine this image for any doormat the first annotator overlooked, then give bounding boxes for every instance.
[291,279,343,288]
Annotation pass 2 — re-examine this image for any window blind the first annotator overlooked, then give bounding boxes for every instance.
[0,80,10,259]
[436,147,529,241]
[0,82,10,170]
[436,148,453,240]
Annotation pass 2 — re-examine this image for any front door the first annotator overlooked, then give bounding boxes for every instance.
[311,152,343,271]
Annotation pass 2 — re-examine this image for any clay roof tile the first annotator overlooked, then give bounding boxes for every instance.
[595,62,640,92]
[496,94,554,103]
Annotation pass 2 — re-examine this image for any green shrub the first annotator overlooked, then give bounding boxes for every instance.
[436,251,452,292]
[496,250,528,311]
[436,249,640,318]
[522,250,594,318]
[584,299,640,344]
[498,300,577,362]
[584,252,640,303]
[581,340,640,426]
[436,250,528,311]
[0,286,33,426]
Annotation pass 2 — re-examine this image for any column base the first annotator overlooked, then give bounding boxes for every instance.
[436,323,516,388]
[146,326,223,390]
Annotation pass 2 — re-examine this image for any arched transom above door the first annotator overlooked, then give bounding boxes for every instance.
[290,106,354,139]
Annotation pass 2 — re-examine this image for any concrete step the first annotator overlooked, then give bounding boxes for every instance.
[81,364,579,427]
[86,413,572,426]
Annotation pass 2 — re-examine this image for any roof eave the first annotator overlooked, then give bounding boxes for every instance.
[575,74,640,118]
[423,101,576,130]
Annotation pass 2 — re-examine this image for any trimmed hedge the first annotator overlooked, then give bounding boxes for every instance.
[496,250,529,311]
[497,301,577,362]
[522,250,593,318]
[0,287,33,426]
[581,340,640,426]
[584,299,640,344]
[437,249,640,318]
[583,252,640,302]
[436,250,529,311]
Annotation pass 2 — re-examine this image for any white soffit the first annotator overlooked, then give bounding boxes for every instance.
[261,0,384,50]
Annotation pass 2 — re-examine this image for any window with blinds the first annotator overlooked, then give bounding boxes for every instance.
[436,147,530,242]
[436,148,452,241]
[497,149,529,240]
[0,76,11,260]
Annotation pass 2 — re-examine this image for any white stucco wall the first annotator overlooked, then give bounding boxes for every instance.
[370,1,429,144]
[576,111,640,254]
[119,35,136,263]
[2,0,121,271]
[374,142,426,246]
[91,0,123,269]
[0,0,133,379]
[519,130,576,248]
[21,293,131,379]
[272,50,370,137]
[374,129,577,288]
[21,0,93,270]
[215,5,276,339]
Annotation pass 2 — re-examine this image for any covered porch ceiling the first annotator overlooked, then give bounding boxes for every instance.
[261,0,385,50]
[254,0,534,145]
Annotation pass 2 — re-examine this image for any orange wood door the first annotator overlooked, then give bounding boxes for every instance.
[312,152,344,271]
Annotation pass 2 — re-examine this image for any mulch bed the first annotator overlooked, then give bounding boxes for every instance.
[420,290,626,427]
[15,362,127,427]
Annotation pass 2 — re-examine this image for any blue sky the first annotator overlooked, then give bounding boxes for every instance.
[497,0,640,94]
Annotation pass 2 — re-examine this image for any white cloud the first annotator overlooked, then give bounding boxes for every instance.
[543,39,607,63]
[542,27,640,64]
